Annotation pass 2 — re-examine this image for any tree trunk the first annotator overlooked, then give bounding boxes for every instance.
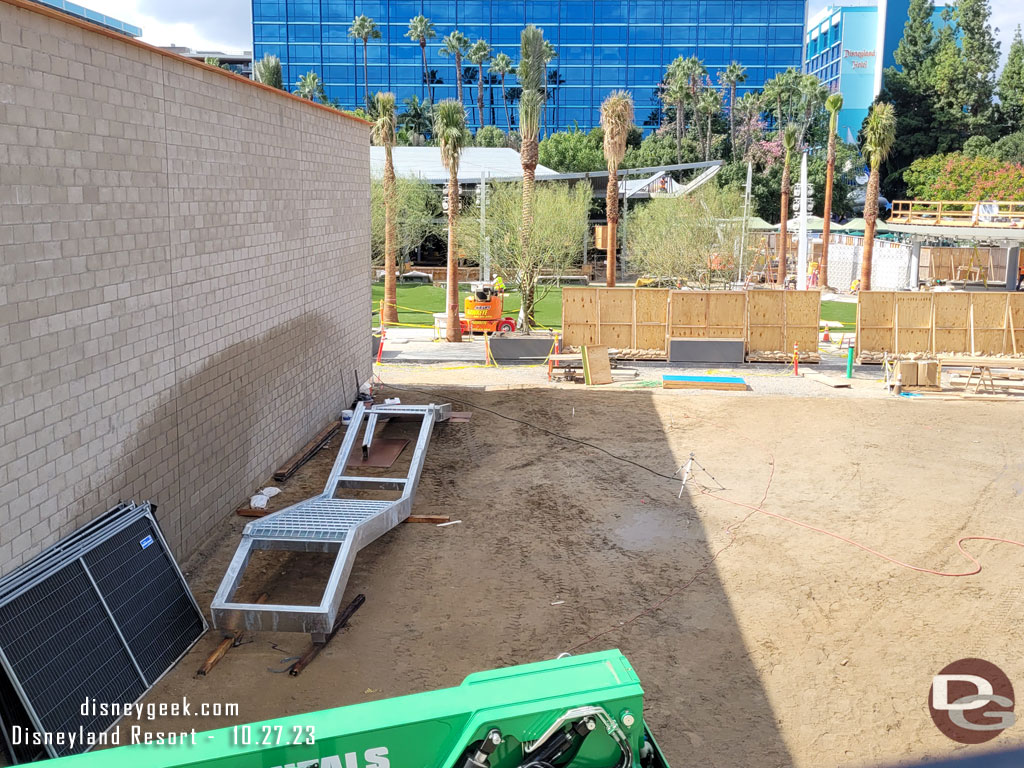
[363,40,370,111]
[606,164,619,287]
[777,163,790,285]
[729,83,736,153]
[675,99,682,163]
[446,171,463,342]
[455,53,463,106]
[860,167,880,292]
[382,144,399,326]
[420,40,431,103]
[706,113,712,160]
[820,131,836,289]
[520,137,538,334]
[519,273,536,334]
[502,74,511,133]
[477,67,486,127]
[692,89,704,156]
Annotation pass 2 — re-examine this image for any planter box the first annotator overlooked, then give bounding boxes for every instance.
[488,334,558,362]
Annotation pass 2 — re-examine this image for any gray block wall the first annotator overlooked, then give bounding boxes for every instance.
[0,0,372,576]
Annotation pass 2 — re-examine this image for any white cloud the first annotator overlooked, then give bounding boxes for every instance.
[81,0,252,52]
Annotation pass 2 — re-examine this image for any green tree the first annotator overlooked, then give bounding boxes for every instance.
[538,129,604,171]
[624,133,699,169]
[679,57,708,153]
[720,62,747,154]
[399,95,431,137]
[542,41,558,138]
[467,39,492,129]
[373,92,399,326]
[777,125,797,284]
[439,31,471,107]
[253,54,283,89]
[696,87,722,160]
[601,91,634,287]
[956,0,1001,130]
[433,99,468,342]
[661,65,689,164]
[992,131,1024,164]
[1000,26,1024,129]
[296,71,326,102]
[349,15,382,110]
[405,15,437,103]
[458,183,591,330]
[517,25,547,321]
[370,176,440,268]
[860,103,897,291]
[820,92,844,289]
[489,53,514,133]
[474,125,507,147]
[894,0,938,81]
[627,186,744,287]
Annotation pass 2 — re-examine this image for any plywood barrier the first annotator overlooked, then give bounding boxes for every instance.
[856,291,1024,358]
[561,287,821,360]
[919,247,1005,283]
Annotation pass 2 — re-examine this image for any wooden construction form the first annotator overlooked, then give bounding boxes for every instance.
[663,374,748,391]
[855,291,1024,359]
[919,246,1003,284]
[889,200,1024,228]
[561,287,822,361]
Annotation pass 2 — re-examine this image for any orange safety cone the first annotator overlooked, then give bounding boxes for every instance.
[822,327,831,343]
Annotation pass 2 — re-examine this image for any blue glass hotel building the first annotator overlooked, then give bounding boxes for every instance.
[253,0,807,132]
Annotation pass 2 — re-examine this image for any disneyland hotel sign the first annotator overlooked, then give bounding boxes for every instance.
[844,49,875,69]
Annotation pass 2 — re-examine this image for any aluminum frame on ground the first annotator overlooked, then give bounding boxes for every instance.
[210,401,451,638]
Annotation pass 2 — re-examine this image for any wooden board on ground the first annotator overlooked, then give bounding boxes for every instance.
[805,373,851,388]
[347,438,409,468]
[582,345,614,385]
[273,419,341,481]
[405,515,451,523]
[662,374,748,391]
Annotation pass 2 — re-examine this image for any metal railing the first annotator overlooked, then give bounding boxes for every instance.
[889,200,1024,228]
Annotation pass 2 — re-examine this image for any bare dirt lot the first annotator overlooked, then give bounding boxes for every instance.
[137,380,1024,767]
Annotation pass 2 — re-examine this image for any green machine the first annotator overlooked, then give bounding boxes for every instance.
[34,650,668,768]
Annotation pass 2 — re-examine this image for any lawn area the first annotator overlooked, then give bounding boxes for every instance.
[372,284,858,332]
[371,283,564,329]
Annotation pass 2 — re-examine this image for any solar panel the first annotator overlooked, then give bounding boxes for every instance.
[0,502,207,763]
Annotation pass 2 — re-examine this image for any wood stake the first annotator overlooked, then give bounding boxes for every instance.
[197,593,267,676]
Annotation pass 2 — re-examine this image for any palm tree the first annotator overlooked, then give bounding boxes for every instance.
[489,52,514,132]
[433,100,467,342]
[696,87,721,161]
[665,56,688,137]
[349,15,381,110]
[404,15,436,103]
[777,124,798,285]
[399,95,431,137]
[733,92,762,159]
[680,57,707,155]
[373,93,399,327]
[796,74,829,148]
[720,62,747,153]
[296,71,324,102]
[859,102,897,292]
[601,91,633,288]
[820,92,844,289]
[517,25,547,328]
[254,54,283,89]
[439,31,471,107]
[763,68,800,130]
[467,39,492,129]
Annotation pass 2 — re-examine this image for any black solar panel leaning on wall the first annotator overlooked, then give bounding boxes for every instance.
[0,563,148,759]
[82,517,206,684]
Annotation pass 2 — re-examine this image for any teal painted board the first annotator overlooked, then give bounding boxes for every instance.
[663,375,746,384]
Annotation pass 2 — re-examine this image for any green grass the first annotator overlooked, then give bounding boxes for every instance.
[372,284,859,331]
[820,300,857,330]
[371,283,564,329]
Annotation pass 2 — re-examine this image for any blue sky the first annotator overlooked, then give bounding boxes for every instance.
[83,0,1020,66]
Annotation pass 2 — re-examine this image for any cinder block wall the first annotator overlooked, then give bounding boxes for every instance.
[0,0,372,576]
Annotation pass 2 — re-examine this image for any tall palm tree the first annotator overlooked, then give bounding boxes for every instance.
[662,60,688,163]
[777,124,798,285]
[439,31,471,107]
[763,68,800,130]
[489,52,514,132]
[733,91,762,159]
[859,102,897,292]
[399,95,431,136]
[696,87,721,161]
[680,57,707,155]
[349,15,381,110]
[296,71,324,102]
[796,74,829,148]
[467,39,492,129]
[433,99,467,343]
[820,92,844,289]
[720,62,747,153]
[404,15,436,103]
[373,92,399,327]
[254,53,283,89]
[517,25,547,328]
[601,91,633,288]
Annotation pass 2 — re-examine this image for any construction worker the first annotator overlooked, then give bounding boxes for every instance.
[492,275,506,293]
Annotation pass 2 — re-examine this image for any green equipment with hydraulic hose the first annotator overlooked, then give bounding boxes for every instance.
[32,650,669,768]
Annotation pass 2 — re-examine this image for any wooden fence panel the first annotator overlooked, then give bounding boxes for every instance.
[784,290,822,353]
[1010,294,1024,354]
[932,293,970,354]
[856,292,895,356]
[747,291,785,354]
[972,293,1009,355]
[668,293,709,339]
[707,293,746,339]
[895,294,932,354]
[635,289,670,351]
[561,287,598,346]
[596,288,634,348]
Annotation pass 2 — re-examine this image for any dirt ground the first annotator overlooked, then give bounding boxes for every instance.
[131,380,1024,767]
